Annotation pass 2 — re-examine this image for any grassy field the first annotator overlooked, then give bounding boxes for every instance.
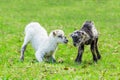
[0,0,120,80]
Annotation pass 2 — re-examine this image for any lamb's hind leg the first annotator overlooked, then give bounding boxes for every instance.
[95,38,101,60]
[20,34,31,61]
[20,44,27,61]
[90,40,97,62]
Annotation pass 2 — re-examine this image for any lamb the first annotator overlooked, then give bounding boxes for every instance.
[70,21,101,63]
[20,22,68,62]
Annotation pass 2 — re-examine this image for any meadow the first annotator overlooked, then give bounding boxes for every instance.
[0,0,120,80]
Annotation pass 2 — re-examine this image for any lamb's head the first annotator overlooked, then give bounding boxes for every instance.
[70,30,89,47]
[51,30,68,44]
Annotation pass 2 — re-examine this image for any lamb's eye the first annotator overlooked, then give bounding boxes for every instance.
[58,35,62,38]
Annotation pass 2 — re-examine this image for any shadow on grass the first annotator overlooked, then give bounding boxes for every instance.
[17,57,101,71]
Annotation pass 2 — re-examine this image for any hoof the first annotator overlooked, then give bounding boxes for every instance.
[20,57,24,62]
[52,59,56,63]
[75,59,82,64]
[19,59,24,62]
[93,59,97,63]
[97,55,101,60]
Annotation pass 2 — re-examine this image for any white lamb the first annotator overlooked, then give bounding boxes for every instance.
[20,22,68,62]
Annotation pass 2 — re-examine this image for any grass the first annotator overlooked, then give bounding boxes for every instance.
[0,0,120,80]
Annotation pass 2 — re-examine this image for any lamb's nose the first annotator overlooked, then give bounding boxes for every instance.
[64,39,68,44]
[66,39,68,43]
[73,43,77,46]
[66,40,68,42]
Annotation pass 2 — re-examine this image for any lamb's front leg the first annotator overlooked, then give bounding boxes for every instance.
[75,44,84,63]
[51,55,56,63]
[95,38,101,60]
[35,50,44,62]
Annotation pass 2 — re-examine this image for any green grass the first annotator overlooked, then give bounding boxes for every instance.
[0,0,120,79]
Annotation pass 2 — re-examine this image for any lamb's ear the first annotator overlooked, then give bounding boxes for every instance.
[91,21,94,25]
[53,31,56,36]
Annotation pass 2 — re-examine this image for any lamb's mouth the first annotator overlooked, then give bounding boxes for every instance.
[73,43,79,47]
[64,40,68,44]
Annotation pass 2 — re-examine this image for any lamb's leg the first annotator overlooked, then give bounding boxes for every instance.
[35,50,44,62]
[51,55,56,63]
[20,34,31,61]
[95,38,101,60]
[75,44,84,63]
[20,45,27,61]
[90,40,97,62]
